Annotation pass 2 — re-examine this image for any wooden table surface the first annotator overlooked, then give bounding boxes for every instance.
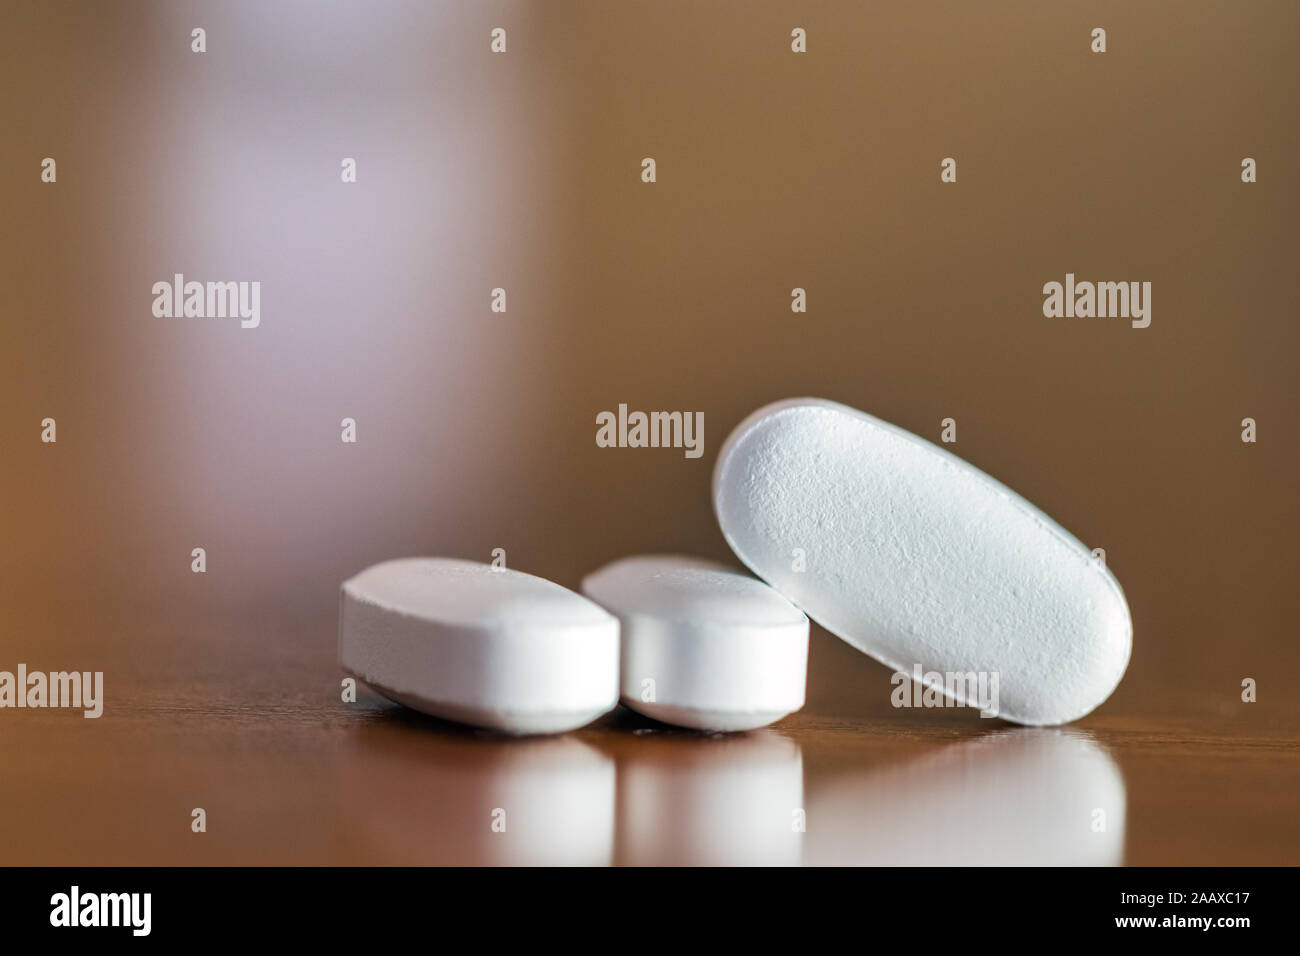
[2,618,1296,867]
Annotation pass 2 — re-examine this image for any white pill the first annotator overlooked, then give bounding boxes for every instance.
[581,555,809,731]
[713,398,1131,725]
[339,557,619,734]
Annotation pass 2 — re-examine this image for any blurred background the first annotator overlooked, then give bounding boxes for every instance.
[1,1,1297,864]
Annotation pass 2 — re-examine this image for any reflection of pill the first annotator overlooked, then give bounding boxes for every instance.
[804,730,1125,865]
[346,731,616,865]
[713,398,1132,726]
[581,555,808,731]
[617,730,804,865]
[339,558,619,734]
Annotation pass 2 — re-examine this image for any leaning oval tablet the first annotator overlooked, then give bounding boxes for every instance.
[339,558,619,734]
[581,554,809,731]
[713,398,1132,725]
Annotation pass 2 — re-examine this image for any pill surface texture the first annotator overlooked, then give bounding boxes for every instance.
[581,555,809,731]
[340,558,619,734]
[713,398,1131,725]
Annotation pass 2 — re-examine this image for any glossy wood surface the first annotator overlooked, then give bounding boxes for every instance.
[2,621,1294,866]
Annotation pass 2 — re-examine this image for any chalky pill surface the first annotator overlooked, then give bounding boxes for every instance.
[339,558,619,734]
[581,555,809,731]
[713,399,1132,726]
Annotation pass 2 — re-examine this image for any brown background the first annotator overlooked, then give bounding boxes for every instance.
[1,1,1297,865]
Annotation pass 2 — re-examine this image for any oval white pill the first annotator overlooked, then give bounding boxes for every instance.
[581,555,809,731]
[713,398,1132,726]
[339,557,619,734]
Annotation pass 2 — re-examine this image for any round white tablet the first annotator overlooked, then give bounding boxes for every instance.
[713,398,1132,726]
[581,555,809,731]
[339,557,619,734]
